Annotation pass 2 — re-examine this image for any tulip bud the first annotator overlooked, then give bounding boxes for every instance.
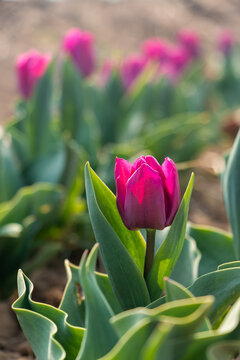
[115,156,181,230]
[121,54,147,90]
[218,30,235,56]
[142,38,171,64]
[16,50,51,99]
[177,29,200,59]
[62,28,95,77]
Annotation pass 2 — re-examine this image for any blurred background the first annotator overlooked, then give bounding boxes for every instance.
[1,0,240,122]
[1,1,240,359]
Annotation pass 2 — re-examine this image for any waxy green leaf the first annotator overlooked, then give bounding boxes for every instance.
[85,163,150,310]
[147,173,194,300]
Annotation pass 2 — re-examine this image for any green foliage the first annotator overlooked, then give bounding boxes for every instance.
[222,131,240,258]
[12,245,240,360]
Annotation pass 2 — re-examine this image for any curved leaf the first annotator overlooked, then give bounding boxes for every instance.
[147,173,194,300]
[85,163,150,309]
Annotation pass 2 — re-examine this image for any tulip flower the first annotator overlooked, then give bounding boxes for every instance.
[142,38,170,64]
[16,50,51,99]
[115,155,181,231]
[161,46,190,83]
[177,29,200,59]
[121,54,147,90]
[115,155,181,277]
[62,28,95,77]
[218,30,235,56]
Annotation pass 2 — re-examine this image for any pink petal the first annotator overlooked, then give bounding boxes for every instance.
[131,156,147,173]
[124,163,166,230]
[115,158,132,219]
[161,157,181,226]
[145,156,165,177]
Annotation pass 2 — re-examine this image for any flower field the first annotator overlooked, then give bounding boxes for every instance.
[1,1,240,359]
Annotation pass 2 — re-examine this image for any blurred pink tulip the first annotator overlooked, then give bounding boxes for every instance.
[218,30,235,56]
[100,59,116,86]
[161,46,190,83]
[121,54,147,89]
[115,156,181,230]
[177,29,200,59]
[142,38,170,64]
[16,50,51,99]
[63,28,95,77]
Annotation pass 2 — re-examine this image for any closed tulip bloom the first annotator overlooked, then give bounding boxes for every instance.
[16,50,51,99]
[142,38,170,64]
[63,28,95,77]
[115,156,181,230]
[121,54,146,89]
[177,29,200,59]
[218,30,235,56]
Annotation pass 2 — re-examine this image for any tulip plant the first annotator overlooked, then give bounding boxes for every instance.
[12,131,240,359]
[2,27,240,299]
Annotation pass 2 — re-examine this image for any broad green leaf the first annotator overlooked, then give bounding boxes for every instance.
[147,173,194,300]
[222,131,240,258]
[165,278,194,302]
[85,163,150,309]
[59,261,85,328]
[105,297,213,360]
[29,62,53,158]
[112,297,213,338]
[59,261,121,329]
[182,298,240,360]
[100,318,156,360]
[151,267,240,324]
[77,244,118,360]
[0,183,63,225]
[165,278,211,331]
[0,130,23,202]
[171,235,201,287]
[188,224,236,276]
[12,270,85,360]
[218,261,240,270]
[189,267,240,323]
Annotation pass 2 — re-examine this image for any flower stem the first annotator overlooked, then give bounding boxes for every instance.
[144,229,156,279]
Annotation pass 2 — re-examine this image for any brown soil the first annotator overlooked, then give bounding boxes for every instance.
[0,0,239,359]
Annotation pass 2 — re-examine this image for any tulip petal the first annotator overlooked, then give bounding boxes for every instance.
[124,163,166,230]
[131,156,147,173]
[145,156,165,178]
[162,157,181,225]
[115,158,132,218]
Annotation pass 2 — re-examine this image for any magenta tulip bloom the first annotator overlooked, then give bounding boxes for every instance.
[16,50,51,99]
[121,54,147,90]
[115,156,181,230]
[142,38,170,64]
[177,29,200,59]
[62,28,95,77]
[218,30,235,56]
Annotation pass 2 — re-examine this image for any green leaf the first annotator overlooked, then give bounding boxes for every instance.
[0,130,23,202]
[222,131,240,258]
[147,173,194,300]
[189,267,240,323]
[77,244,118,360]
[218,261,240,270]
[85,163,150,309]
[12,270,85,360]
[188,224,236,276]
[105,296,213,360]
[29,62,54,158]
[170,235,201,287]
[164,278,211,332]
[165,278,194,302]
